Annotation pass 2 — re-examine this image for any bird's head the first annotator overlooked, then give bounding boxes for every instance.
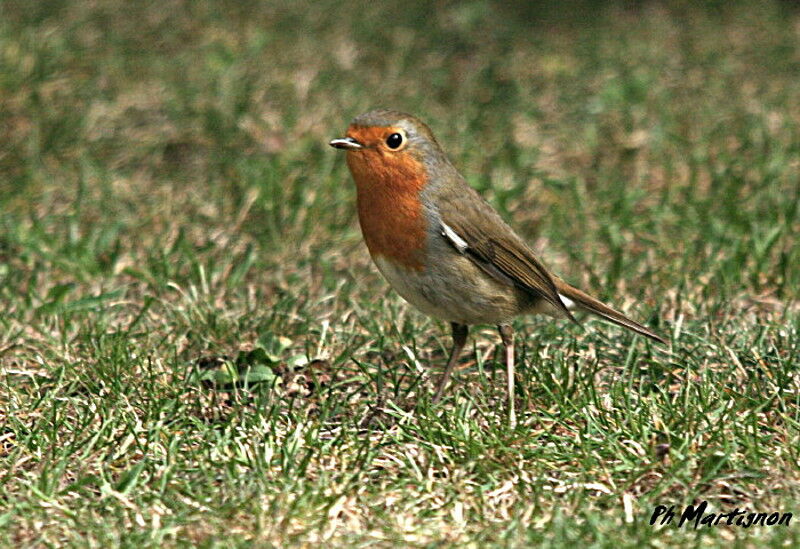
[330,109,446,192]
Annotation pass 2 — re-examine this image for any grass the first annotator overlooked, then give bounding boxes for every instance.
[1,0,799,546]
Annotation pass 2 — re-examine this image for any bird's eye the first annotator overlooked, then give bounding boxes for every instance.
[385,132,404,150]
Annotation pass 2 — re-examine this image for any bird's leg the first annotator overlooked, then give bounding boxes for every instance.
[498,324,516,428]
[432,322,468,403]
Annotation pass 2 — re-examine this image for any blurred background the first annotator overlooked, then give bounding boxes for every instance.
[2,0,798,305]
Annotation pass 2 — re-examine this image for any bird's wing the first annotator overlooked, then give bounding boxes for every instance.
[438,188,576,322]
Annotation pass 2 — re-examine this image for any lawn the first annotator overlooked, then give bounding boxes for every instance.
[1,1,798,546]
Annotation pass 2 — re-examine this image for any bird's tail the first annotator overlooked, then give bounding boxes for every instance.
[555,279,666,344]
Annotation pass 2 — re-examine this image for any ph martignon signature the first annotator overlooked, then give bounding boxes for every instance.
[650,501,792,529]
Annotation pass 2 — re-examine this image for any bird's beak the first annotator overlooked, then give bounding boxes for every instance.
[329,136,363,151]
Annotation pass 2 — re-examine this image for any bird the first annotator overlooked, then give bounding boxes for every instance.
[330,109,665,425]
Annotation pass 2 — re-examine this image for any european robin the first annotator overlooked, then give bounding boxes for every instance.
[330,109,664,425]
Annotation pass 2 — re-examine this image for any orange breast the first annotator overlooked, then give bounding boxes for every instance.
[346,147,428,271]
